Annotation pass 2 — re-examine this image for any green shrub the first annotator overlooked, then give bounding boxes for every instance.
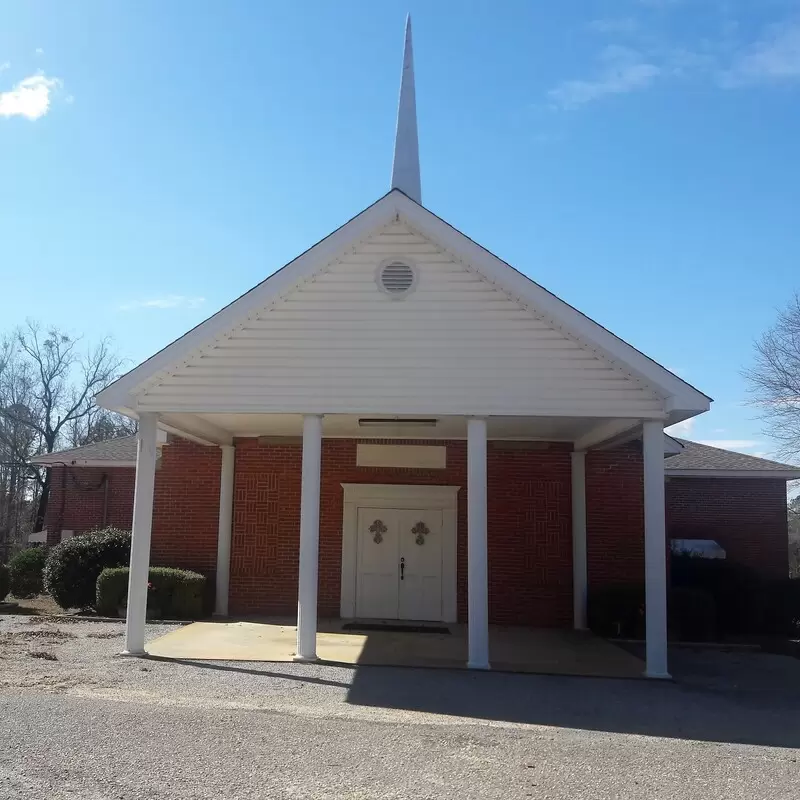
[44,528,131,610]
[588,583,645,638]
[0,563,9,601]
[671,554,762,636]
[669,586,717,642]
[757,578,800,638]
[8,547,48,598]
[96,566,206,620]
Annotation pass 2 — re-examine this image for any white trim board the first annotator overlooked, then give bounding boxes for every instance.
[356,444,446,469]
[666,469,800,480]
[339,483,459,623]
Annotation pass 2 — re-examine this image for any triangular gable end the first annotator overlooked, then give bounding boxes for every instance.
[97,191,710,423]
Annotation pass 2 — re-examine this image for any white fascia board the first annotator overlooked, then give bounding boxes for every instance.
[393,193,711,414]
[666,469,800,479]
[96,189,710,418]
[56,460,137,468]
[95,194,401,412]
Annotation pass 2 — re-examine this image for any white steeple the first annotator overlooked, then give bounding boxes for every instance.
[391,14,421,204]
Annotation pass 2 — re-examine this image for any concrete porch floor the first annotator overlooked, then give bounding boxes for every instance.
[146,619,645,679]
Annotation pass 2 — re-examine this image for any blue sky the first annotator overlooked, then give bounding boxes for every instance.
[1,0,799,457]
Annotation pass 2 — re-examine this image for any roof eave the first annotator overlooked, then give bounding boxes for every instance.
[97,190,712,415]
[666,469,800,480]
[30,459,138,468]
[391,194,712,413]
[96,193,402,410]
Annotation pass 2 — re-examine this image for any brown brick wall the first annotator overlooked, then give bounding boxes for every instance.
[150,439,222,580]
[487,443,573,626]
[666,476,789,578]
[44,441,223,587]
[43,437,791,623]
[44,466,135,545]
[586,443,645,589]
[228,438,576,626]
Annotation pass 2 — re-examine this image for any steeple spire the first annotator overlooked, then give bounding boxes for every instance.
[391,14,421,203]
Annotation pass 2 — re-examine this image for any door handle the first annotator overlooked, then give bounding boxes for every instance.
[400,557,405,580]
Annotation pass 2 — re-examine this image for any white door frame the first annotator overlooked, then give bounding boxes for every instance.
[340,483,460,623]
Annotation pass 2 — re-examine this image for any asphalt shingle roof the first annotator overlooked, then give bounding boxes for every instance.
[30,436,138,466]
[665,438,800,474]
[29,434,800,477]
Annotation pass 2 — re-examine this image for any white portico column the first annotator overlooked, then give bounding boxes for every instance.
[294,414,323,662]
[467,417,490,670]
[642,419,670,679]
[214,444,235,616]
[123,412,159,655]
[571,451,588,630]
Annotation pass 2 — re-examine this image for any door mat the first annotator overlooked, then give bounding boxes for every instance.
[341,622,451,635]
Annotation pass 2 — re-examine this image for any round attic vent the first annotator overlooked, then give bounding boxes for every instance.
[377,260,416,297]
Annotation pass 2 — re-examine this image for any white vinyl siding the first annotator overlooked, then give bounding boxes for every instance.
[134,222,664,417]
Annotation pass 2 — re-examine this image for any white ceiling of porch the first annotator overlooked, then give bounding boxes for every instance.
[182,412,607,442]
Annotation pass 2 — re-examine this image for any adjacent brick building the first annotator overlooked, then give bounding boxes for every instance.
[33,434,797,626]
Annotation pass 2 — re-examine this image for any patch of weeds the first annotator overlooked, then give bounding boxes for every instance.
[28,650,58,661]
[86,631,123,639]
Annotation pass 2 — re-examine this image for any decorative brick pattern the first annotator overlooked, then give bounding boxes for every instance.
[487,443,573,626]
[230,439,302,614]
[150,439,222,580]
[228,438,575,626]
[42,436,791,625]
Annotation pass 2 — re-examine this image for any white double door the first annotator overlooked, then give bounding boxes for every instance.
[355,507,443,621]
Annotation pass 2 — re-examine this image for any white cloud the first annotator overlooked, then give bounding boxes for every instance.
[697,439,761,451]
[0,62,9,73]
[0,73,62,120]
[722,20,800,85]
[120,295,206,311]
[665,418,694,438]
[548,46,661,109]
[35,48,44,57]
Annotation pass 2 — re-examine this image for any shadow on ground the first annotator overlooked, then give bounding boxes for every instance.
[343,645,800,748]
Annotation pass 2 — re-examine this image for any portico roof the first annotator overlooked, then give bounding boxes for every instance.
[96,191,710,447]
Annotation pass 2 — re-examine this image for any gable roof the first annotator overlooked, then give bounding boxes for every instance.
[96,190,710,423]
[30,436,138,467]
[665,439,800,479]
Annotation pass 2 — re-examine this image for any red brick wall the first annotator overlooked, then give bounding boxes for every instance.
[586,444,645,590]
[44,466,135,545]
[487,443,573,626]
[44,441,224,591]
[666,477,789,578]
[46,437,791,622]
[229,439,302,616]
[229,438,575,626]
[150,439,222,580]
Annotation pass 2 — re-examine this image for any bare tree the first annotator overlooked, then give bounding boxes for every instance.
[746,294,800,461]
[0,321,129,536]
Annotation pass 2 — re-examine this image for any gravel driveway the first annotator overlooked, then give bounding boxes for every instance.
[1,615,799,799]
